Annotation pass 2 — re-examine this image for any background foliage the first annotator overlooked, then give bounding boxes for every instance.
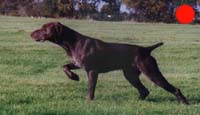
[0,0,200,22]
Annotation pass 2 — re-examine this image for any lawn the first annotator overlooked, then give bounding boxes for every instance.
[0,15,200,115]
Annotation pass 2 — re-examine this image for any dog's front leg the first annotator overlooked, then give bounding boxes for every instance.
[63,63,80,81]
[86,70,98,100]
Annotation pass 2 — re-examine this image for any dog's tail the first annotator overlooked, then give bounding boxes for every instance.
[146,42,164,52]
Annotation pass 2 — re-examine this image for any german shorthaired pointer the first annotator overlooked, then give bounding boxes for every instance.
[31,22,189,104]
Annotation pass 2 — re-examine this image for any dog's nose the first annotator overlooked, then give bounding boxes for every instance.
[35,39,41,41]
[30,32,39,41]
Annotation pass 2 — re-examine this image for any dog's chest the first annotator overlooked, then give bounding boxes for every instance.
[71,54,83,67]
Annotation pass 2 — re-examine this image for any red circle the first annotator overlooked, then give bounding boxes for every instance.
[175,4,195,24]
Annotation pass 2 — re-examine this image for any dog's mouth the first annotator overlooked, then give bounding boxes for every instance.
[31,31,46,42]
[34,38,45,42]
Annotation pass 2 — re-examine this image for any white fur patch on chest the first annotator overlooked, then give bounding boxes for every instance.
[71,56,82,67]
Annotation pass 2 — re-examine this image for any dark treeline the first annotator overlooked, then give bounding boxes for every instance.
[0,0,199,22]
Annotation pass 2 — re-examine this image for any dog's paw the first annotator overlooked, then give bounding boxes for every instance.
[70,73,80,81]
[139,91,149,100]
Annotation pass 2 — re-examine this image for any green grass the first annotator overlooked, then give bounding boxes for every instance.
[0,15,200,115]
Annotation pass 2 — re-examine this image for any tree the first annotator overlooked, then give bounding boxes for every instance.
[101,0,121,14]
[32,0,59,17]
[74,0,99,18]
[56,0,74,18]
[122,0,174,22]
[173,0,196,5]
[0,0,34,16]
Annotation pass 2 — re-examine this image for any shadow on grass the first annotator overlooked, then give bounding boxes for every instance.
[146,96,177,103]
[187,97,200,104]
[146,96,200,105]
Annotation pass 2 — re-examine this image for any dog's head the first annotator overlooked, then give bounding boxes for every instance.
[31,22,64,43]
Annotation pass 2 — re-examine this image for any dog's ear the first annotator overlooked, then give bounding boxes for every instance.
[54,22,63,37]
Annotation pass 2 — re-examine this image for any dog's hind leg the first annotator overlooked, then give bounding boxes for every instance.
[137,56,189,105]
[123,67,149,100]
[63,63,80,81]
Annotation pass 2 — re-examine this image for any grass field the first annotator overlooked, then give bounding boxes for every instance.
[0,15,200,115]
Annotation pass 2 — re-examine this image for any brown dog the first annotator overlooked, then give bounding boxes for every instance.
[31,22,189,104]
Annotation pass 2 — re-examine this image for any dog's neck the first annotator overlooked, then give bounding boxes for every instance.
[57,29,82,56]
[49,26,86,56]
